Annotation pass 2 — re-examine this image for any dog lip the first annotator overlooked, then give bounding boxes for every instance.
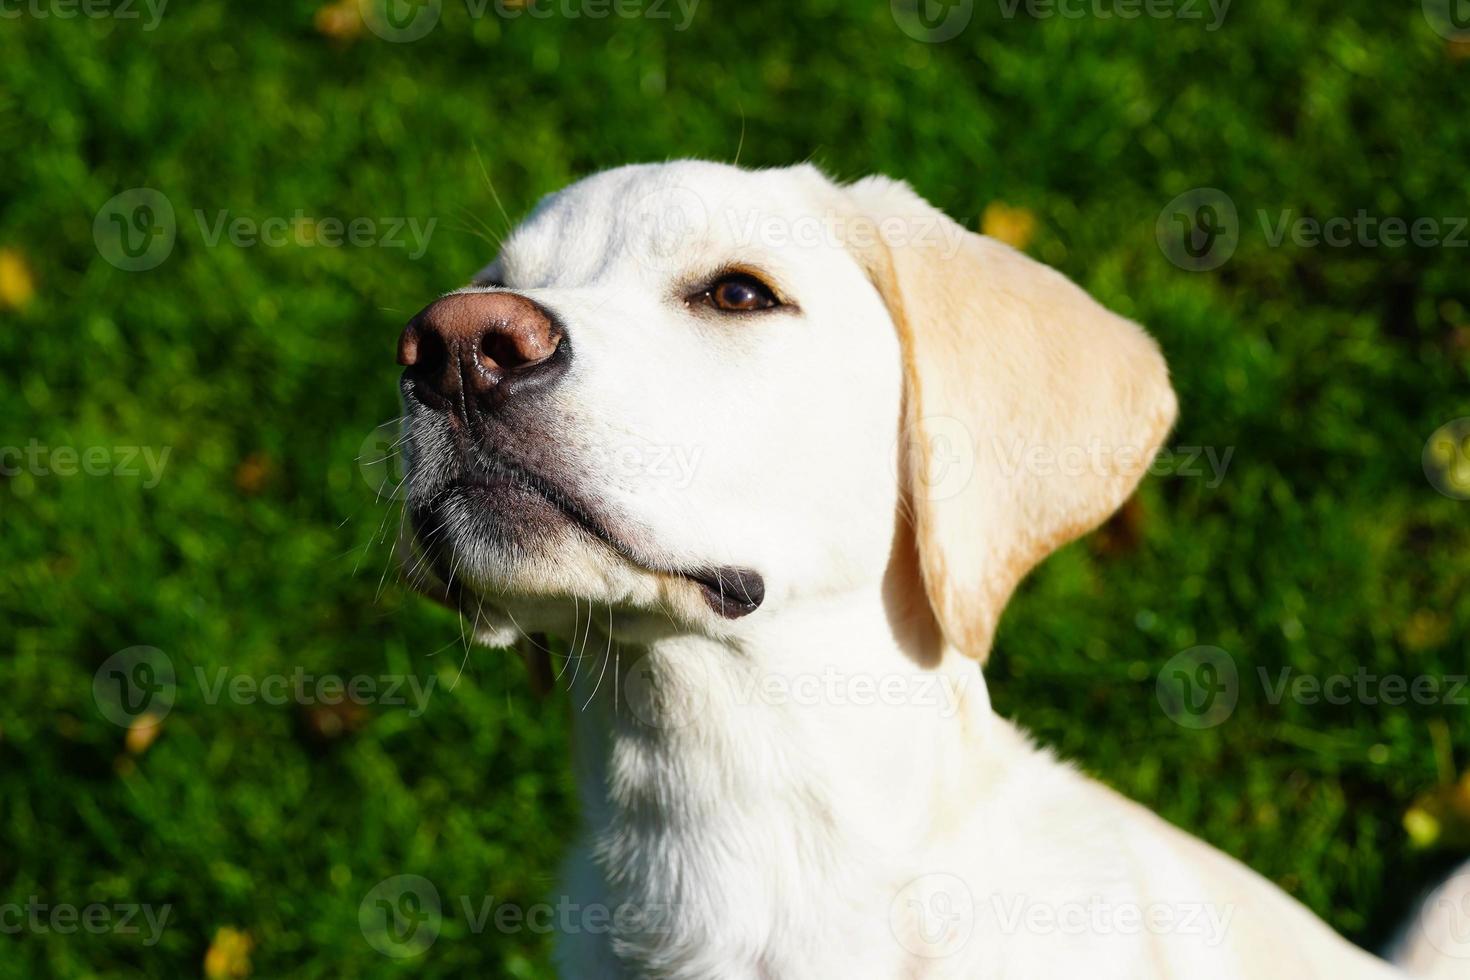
[450,454,608,544]
[687,567,765,619]
[435,454,765,619]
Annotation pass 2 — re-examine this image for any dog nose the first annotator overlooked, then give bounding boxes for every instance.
[397,291,565,403]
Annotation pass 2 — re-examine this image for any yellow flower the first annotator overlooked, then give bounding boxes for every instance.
[125,712,164,755]
[0,248,36,311]
[314,0,363,42]
[981,202,1038,251]
[1405,806,1441,849]
[204,927,253,979]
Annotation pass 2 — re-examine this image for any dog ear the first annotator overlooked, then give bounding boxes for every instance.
[843,176,1177,662]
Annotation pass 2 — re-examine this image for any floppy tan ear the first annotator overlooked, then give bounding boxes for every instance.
[844,176,1177,662]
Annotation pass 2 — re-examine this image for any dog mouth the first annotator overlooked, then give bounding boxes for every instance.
[408,450,764,620]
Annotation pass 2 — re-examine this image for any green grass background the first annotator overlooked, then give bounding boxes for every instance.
[2,0,1469,975]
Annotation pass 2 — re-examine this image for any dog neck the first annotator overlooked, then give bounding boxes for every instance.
[558,582,999,973]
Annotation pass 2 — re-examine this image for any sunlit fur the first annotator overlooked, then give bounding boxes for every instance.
[401,162,1442,978]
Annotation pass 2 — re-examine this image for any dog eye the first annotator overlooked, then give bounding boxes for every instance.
[704,273,780,312]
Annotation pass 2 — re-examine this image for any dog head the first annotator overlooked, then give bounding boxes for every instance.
[396,161,1175,660]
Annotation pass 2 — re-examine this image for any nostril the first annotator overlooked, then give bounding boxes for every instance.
[411,327,449,376]
[480,329,531,374]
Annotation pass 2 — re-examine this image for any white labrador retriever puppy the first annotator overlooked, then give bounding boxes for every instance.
[395,160,1453,978]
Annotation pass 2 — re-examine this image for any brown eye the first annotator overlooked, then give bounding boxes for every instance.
[706,273,780,312]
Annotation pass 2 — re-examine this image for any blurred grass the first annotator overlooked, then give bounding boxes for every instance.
[1,0,1468,975]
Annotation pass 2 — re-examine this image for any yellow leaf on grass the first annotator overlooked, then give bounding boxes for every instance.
[314,0,362,42]
[1405,774,1470,850]
[1405,806,1441,848]
[1399,609,1450,652]
[0,248,36,311]
[981,202,1038,251]
[204,926,254,979]
[234,452,274,495]
[125,712,164,755]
